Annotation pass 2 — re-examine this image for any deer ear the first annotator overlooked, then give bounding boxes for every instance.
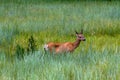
[80,29,83,34]
[75,30,78,34]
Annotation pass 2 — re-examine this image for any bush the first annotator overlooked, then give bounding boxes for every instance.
[27,35,37,54]
[15,44,25,60]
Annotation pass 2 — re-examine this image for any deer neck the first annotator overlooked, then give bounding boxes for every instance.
[73,39,81,49]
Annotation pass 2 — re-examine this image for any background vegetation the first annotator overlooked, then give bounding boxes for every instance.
[0,1,120,80]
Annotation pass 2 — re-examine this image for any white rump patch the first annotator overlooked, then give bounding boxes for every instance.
[44,44,49,51]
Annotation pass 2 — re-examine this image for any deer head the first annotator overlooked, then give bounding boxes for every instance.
[75,29,86,41]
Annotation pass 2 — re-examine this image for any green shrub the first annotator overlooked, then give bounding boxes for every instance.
[15,44,25,60]
[27,35,37,54]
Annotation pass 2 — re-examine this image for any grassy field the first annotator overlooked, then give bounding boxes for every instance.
[0,1,120,80]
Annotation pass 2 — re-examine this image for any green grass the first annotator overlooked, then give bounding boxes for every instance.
[0,1,120,80]
[0,49,120,80]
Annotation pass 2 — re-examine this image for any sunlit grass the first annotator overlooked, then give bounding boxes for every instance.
[0,48,120,80]
[0,1,120,80]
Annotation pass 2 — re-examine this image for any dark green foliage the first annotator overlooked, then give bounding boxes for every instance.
[15,44,25,60]
[27,36,37,54]
[0,0,115,4]
[15,36,37,59]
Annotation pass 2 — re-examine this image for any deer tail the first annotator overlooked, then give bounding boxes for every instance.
[43,44,48,53]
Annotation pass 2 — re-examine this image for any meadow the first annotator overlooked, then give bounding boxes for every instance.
[0,1,120,80]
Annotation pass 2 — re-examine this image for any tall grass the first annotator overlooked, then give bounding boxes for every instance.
[0,1,120,80]
[0,47,120,80]
[0,1,120,52]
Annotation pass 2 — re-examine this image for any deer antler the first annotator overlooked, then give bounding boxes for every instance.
[75,30,78,34]
[80,29,83,34]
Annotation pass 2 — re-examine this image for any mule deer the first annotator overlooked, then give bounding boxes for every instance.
[44,30,86,53]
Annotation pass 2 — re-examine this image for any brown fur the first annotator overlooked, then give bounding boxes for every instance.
[44,30,86,53]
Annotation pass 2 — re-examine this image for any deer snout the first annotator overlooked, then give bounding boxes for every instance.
[81,38,86,41]
[83,38,86,41]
